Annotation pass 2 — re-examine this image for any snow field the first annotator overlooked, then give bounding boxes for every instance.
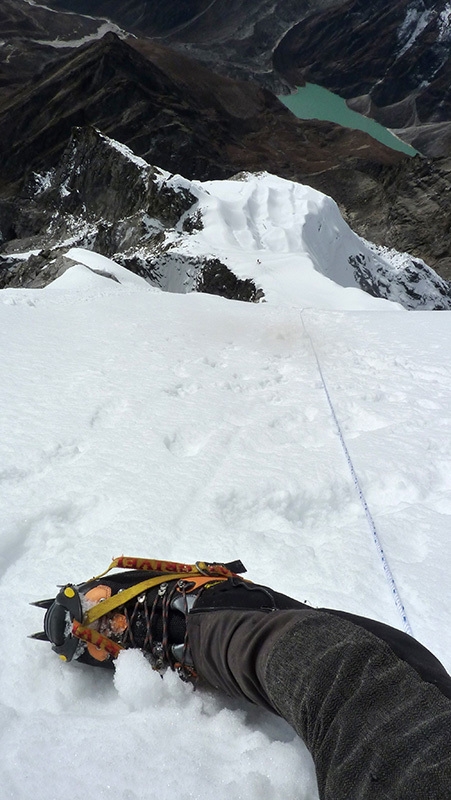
[0,256,450,799]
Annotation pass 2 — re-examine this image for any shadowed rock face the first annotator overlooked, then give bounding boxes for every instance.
[0,32,402,192]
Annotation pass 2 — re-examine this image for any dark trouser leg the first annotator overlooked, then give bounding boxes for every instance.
[188,608,451,800]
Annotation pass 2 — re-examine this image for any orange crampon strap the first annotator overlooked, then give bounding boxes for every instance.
[71,557,246,659]
[72,620,124,660]
[92,556,245,581]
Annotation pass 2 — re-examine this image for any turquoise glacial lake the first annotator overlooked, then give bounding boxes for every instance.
[279,83,417,156]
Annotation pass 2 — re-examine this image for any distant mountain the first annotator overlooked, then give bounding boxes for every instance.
[32,0,451,158]
[273,0,451,158]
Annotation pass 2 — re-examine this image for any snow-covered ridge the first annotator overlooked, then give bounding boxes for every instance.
[1,128,450,310]
[166,169,442,309]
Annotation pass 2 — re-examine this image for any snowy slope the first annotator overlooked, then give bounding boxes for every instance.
[1,254,451,799]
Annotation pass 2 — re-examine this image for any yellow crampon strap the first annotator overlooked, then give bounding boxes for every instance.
[76,557,242,645]
[83,571,213,626]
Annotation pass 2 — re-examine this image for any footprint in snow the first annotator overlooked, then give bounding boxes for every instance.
[163,428,210,458]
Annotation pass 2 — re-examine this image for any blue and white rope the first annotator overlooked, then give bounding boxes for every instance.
[300,312,413,636]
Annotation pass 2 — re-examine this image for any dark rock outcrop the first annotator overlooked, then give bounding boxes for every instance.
[196,259,264,303]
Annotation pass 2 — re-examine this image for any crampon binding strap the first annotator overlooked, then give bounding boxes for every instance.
[31,557,246,669]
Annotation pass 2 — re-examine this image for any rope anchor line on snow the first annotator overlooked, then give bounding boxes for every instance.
[300,311,413,636]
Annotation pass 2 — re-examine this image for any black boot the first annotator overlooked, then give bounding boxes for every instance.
[34,569,198,673]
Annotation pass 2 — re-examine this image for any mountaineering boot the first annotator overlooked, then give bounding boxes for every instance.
[31,558,249,676]
[35,569,205,673]
[32,558,451,697]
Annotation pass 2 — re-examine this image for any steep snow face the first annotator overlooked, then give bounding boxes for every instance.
[169,171,392,306]
[165,170,448,309]
[0,263,450,799]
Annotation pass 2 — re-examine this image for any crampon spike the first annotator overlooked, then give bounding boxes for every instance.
[28,631,50,641]
[30,598,54,610]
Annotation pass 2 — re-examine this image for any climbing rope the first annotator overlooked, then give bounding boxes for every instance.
[300,312,413,636]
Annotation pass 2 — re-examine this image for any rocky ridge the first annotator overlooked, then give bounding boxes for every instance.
[29,0,451,158]
[0,127,260,299]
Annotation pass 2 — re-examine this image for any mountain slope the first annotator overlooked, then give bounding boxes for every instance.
[0,0,124,103]
[0,31,402,194]
[1,261,450,799]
